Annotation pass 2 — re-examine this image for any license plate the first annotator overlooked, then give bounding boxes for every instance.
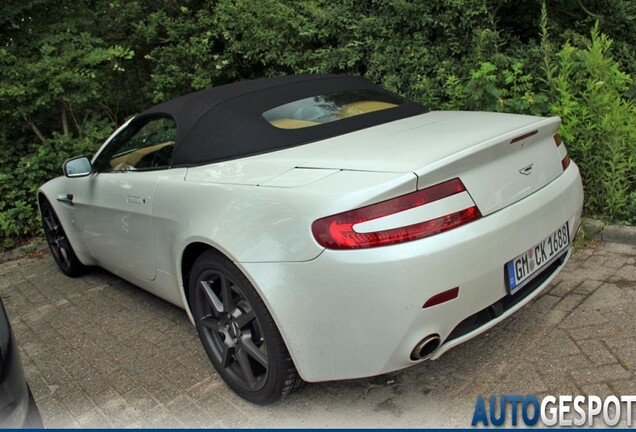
[505,222,570,294]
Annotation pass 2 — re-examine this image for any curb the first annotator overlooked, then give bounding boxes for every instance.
[581,218,636,246]
[0,241,48,264]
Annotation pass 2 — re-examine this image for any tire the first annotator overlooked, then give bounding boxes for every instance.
[40,199,86,277]
[189,250,302,404]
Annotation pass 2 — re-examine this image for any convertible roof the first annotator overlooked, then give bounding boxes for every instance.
[139,74,427,167]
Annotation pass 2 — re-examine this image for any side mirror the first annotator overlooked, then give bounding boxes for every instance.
[63,156,93,178]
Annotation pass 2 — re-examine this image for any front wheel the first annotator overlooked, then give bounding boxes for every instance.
[40,199,86,277]
[189,251,302,404]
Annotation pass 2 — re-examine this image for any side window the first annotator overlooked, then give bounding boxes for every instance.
[93,116,177,172]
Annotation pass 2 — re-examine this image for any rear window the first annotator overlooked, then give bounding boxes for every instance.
[263,89,405,129]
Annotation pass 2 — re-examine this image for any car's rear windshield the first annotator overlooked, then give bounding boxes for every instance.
[263,89,406,129]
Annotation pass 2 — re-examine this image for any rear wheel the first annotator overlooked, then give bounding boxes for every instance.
[40,200,86,277]
[189,250,302,404]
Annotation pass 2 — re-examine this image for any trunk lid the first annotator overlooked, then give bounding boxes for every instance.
[298,111,563,215]
[186,110,564,216]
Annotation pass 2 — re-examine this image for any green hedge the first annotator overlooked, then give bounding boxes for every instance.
[0,1,634,249]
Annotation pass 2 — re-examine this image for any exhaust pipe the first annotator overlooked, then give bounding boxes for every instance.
[410,334,441,361]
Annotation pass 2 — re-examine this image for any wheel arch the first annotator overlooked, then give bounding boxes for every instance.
[177,241,298,369]
[179,241,247,318]
[180,241,217,314]
[37,191,47,208]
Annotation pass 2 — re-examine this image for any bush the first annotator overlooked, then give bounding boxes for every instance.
[0,2,634,251]
[548,25,635,222]
[0,119,112,249]
[427,14,636,224]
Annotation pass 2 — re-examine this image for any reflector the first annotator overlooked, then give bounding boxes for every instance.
[423,287,460,308]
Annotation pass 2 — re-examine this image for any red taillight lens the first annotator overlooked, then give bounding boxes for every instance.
[554,133,571,171]
[312,178,482,249]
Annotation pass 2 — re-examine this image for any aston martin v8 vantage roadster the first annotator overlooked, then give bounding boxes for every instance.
[39,74,584,404]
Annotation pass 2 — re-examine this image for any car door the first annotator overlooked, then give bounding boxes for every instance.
[72,115,177,281]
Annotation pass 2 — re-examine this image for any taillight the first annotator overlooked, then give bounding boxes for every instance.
[554,133,571,170]
[312,178,482,249]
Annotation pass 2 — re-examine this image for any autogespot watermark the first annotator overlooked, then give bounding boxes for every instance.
[471,394,636,427]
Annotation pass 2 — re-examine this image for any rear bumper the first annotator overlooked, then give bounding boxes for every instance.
[241,163,584,382]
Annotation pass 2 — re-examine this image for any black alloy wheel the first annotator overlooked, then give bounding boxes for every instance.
[40,200,85,277]
[189,251,302,404]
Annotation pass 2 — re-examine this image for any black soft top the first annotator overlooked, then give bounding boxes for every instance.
[138,74,427,167]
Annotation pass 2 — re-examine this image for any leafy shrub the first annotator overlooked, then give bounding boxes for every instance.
[429,11,636,224]
[0,119,111,249]
[0,1,635,251]
[548,25,635,222]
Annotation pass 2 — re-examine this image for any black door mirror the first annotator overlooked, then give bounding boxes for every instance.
[63,156,92,178]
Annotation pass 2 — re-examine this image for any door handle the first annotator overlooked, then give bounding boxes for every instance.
[127,195,144,205]
[57,194,74,204]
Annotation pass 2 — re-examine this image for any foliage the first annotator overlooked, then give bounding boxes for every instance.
[549,25,635,221]
[0,0,634,249]
[0,119,111,249]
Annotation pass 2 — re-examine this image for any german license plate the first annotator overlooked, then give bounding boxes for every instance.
[505,222,570,294]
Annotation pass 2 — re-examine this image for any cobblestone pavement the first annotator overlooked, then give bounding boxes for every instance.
[0,241,634,427]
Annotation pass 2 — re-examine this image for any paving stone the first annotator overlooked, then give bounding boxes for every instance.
[121,387,160,413]
[573,280,603,294]
[570,364,633,385]
[106,370,139,395]
[490,363,548,394]
[75,408,112,428]
[584,283,629,309]
[568,264,623,282]
[578,339,619,367]
[0,241,633,427]
[535,329,581,358]
[77,374,114,398]
[554,293,587,312]
[535,353,593,377]
[609,379,636,396]
[533,294,561,314]
[549,279,583,298]
[609,345,636,372]
[579,382,616,397]
[544,381,582,397]
[615,265,636,282]
[62,389,99,419]
[567,324,621,342]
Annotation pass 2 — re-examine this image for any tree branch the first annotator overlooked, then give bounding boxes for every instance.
[576,0,601,19]
[22,114,47,143]
[61,107,70,136]
[97,100,118,125]
[68,104,83,138]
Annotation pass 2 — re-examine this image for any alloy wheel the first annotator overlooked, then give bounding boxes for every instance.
[42,205,72,271]
[195,272,268,391]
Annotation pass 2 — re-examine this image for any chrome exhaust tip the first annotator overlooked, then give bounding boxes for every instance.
[410,334,441,361]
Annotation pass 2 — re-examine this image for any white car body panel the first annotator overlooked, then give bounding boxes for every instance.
[71,171,160,280]
[167,169,418,263]
[241,165,583,381]
[38,108,584,383]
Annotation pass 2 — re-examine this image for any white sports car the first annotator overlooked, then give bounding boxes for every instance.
[39,74,583,404]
